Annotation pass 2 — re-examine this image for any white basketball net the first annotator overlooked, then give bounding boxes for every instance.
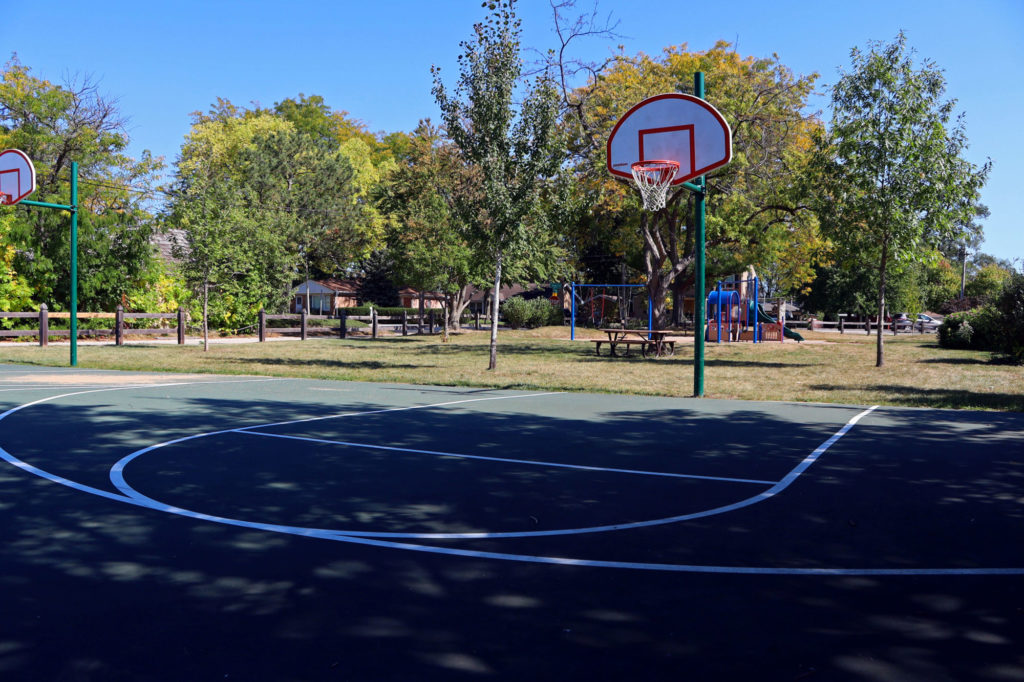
[630,160,679,211]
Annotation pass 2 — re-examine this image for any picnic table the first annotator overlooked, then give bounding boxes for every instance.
[592,328,678,358]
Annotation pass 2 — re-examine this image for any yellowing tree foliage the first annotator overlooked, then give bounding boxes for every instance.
[562,42,826,324]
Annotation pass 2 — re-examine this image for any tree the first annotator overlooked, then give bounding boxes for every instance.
[964,262,1012,301]
[0,56,164,310]
[236,127,372,298]
[169,101,377,331]
[170,171,251,351]
[376,122,483,335]
[432,0,562,369]
[0,211,34,316]
[813,33,990,366]
[356,249,399,307]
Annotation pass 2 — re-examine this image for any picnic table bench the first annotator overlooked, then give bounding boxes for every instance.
[593,329,679,357]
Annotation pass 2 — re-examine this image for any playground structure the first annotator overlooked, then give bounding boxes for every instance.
[705,277,804,343]
[569,283,652,340]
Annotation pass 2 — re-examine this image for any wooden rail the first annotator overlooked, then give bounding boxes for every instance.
[806,317,934,334]
[0,305,188,346]
[256,308,455,341]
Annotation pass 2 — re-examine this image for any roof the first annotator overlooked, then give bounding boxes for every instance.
[152,229,186,263]
[294,279,359,295]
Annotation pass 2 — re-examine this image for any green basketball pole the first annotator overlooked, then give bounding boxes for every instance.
[670,74,709,396]
[690,73,707,397]
[70,162,78,366]
[20,161,79,366]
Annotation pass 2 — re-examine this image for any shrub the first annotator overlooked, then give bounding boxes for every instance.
[994,271,1024,363]
[938,312,967,348]
[937,282,1020,363]
[337,306,419,317]
[952,320,974,346]
[938,308,999,350]
[501,296,561,329]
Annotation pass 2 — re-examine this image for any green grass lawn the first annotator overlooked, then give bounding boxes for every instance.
[1,327,1021,411]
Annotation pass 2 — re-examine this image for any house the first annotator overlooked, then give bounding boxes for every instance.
[291,279,359,315]
[397,287,445,311]
[291,279,447,315]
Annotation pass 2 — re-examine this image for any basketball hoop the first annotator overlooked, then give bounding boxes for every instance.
[630,160,679,211]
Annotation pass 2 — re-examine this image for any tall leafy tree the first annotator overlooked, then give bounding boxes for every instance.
[376,122,484,334]
[0,211,34,315]
[0,56,164,310]
[170,172,252,350]
[236,128,372,297]
[813,33,990,366]
[169,102,377,330]
[432,0,562,369]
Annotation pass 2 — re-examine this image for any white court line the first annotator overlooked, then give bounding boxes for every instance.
[235,429,778,485]
[111,403,871,540]
[3,382,1023,574]
[230,391,566,431]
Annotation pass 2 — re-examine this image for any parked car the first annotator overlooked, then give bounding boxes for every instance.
[894,312,913,330]
[916,313,940,331]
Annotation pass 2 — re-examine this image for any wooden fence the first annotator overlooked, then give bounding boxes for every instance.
[257,308,489,341]
[0,305,187,346]
[805,316,934,335]
[0,305,493,346]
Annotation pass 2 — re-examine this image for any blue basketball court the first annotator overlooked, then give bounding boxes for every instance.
[1,365,1021,680]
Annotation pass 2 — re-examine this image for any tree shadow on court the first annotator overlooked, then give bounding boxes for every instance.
[809,383,1024,411]
[1,389,1022,681]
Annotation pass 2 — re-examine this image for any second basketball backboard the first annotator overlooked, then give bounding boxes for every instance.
[607,93,732,186]
[0,149,36,205]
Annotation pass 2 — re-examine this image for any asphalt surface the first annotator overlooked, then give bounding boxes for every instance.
[1,366,1021,681]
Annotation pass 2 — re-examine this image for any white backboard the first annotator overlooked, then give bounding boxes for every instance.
[0,149,36,205]
[607,94,732,185]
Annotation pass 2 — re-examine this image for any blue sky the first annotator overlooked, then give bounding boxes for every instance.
[4,0,1022,264]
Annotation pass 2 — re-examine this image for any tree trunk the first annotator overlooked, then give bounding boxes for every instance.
[447,284,474,330]
[203,280,210,353]
[959,242,967,300]
[442,295,451,342]
[488,252,503,370]
[876,242,888,368]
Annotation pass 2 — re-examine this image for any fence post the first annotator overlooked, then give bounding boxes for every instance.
[301,309,308,341]
[177,308,186,344]
[371,308,378,339]
[475,309,480,330]
[339,311,347,339]
[39,304,48,347]
[838,315,845,334]
[402,310,408,336]
[258,309,266,342]
[115,305,124,346]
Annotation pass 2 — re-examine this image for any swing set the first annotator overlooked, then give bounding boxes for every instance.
[568,283,652,340]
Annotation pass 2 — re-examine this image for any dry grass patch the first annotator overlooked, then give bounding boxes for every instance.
[0,328,1020,411]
